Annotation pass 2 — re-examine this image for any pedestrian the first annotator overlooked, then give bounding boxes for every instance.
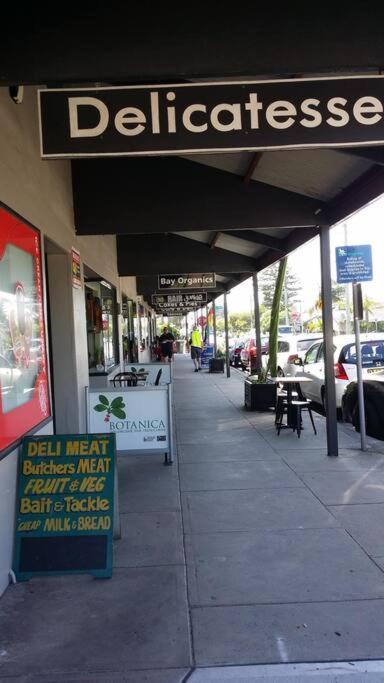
[189,324,203,372]
[159,326,175,362]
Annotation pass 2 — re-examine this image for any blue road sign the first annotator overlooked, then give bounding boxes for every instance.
[335,244,373,284]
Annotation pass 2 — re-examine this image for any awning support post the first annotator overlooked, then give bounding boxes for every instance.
[213,299,217,355]
[320,225,339,457]
[253,272,262,372]
[224,291,230,378]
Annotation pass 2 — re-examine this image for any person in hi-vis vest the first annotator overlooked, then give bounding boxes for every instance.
[189,325,203,372]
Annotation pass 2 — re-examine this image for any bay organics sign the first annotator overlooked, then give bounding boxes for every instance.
[158,273,215,290]
[39,76,384,158]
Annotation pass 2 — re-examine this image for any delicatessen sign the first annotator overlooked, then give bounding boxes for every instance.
[14,434,115,580]
[39,76,384,157]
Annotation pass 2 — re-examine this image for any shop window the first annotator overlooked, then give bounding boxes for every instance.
[85,280,118,374]
[0,206,50,453]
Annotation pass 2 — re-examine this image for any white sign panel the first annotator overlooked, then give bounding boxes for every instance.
[123,362,172,385]
[89,387,169,451]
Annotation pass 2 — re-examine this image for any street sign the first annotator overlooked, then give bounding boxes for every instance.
[336,244,373,283]
[152,293,207,305]
[158,273,216,290]
[14,434,115,580]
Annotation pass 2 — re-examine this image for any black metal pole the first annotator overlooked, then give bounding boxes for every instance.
[253,273,262,372]
[185,314,188,352]
[224,291,230,378]
[320,225,339,457]
[213,299,217,356]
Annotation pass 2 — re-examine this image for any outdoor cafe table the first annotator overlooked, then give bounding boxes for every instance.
[271,376,312,429]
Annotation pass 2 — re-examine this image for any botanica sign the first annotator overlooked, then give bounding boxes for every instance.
[39,76,384,157]
[88,387,169,451]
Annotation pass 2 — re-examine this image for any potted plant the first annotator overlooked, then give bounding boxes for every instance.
[244,258,287,410]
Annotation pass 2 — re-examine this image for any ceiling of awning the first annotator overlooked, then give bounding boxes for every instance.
[3,7,384,311]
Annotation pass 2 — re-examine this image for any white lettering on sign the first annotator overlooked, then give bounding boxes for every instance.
[66,90,384,139]
[68,97,109,138]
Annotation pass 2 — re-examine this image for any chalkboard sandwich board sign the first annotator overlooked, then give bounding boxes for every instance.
[13,434,115,581]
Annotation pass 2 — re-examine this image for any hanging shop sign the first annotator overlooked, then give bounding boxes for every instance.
[336,244,373,283]
[39,76,384,158]
[154,303,198,313]
[71,248,81,288]
[88,386,171,454]
[152,293,207,305]
[158,273,216,290]
[0,207,51,453]
[13,434,115,580]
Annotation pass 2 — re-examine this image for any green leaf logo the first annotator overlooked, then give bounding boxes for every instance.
[94,395,126,422]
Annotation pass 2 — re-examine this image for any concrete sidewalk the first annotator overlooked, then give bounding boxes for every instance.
[2,354,384,681]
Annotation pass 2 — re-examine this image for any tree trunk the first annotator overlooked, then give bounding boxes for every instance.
[267,258,287,378]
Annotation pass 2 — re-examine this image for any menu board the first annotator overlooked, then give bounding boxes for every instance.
[14,434,115,580]
[0,206,50,453]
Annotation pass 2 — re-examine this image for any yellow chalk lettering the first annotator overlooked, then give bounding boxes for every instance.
[66,441,79,455]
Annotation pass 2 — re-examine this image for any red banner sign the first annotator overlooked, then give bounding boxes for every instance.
[0,207,50,452]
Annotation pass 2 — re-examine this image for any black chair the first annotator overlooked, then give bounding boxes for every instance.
[111,372,137,387]
[290,400,317,438]
[275,382,315,437]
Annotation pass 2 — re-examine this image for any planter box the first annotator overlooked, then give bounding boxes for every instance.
[244,380,277,411]
[209,357,225,373]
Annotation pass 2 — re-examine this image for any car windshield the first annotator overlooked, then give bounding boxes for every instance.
[297,338,322,352]
[340,340,384,368]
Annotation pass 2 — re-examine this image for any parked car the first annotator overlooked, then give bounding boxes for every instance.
[261,334,322,376]
[229,340,245,367]
[342,380,384,440]
[295,333,384,409]
[280,334,323,376]
[240,336,269,371]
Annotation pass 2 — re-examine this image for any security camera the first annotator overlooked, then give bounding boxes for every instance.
[9,85,24,104]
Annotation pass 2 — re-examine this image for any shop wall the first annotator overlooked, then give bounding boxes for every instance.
[0,86,126,597]
[0,421,52,597]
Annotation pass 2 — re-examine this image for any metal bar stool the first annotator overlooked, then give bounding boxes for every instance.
[290,399,317,438]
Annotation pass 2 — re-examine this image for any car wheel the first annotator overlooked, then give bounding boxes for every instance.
[365,400,384,440]
[321,387,342,419]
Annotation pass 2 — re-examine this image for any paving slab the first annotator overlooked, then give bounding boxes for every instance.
[177,416,252,432]
[327,503,384,557]
[0,669,190,683]
[178,441,278,463]
[191,599,384,666]
[0,568,191,678]
[117,457,180,512]
[179,460,303,492]
[189,661,384,682]
[299,470,384,505]
[114,512,184,567]
[253,420,358,451]
[281,449,384,472]
[185,528,384,606]
[178,427,261,445]
[182,488,339,534]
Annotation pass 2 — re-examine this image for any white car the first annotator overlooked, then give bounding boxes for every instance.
[295,333,384,409]
[263,334,323,376]
[280,334,323,376]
